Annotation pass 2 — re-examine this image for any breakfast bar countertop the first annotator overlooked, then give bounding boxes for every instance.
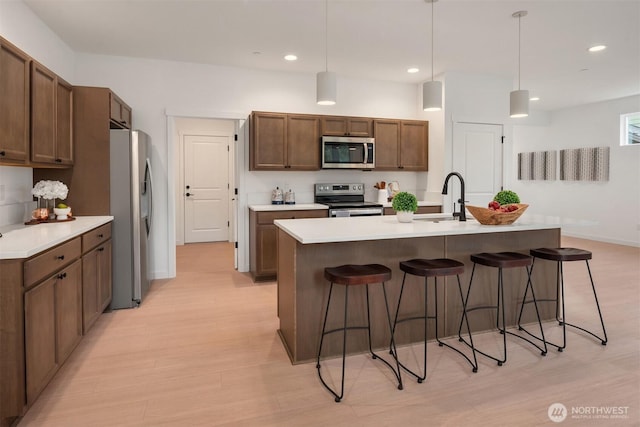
[275,213,568,244]
[0,216,114,260]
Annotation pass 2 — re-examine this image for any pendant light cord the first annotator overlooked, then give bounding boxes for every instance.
[518,13,521,90]
[430,0,434,82]
[325,0,329,72]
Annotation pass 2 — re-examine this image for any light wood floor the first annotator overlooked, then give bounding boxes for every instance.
[19,237,639,426]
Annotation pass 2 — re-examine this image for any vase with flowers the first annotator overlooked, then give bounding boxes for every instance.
[31,180,69,220]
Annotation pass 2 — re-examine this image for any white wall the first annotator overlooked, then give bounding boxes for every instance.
[512,95,640,246]
[0,1,76,228]
[72,53,437,278]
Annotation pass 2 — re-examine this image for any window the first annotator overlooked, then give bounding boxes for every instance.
[620,112,640,146]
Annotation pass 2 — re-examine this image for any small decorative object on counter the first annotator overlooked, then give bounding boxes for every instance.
[392,191,418,223]
[271,187,283,204]
[466,203,528,225]
[32,180,69,219]
[285,189,295,204]
[54,203,72,220]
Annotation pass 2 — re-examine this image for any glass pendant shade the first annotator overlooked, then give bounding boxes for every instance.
[510,89,529,118]
[422,80,442,111]
[316,71,336,105]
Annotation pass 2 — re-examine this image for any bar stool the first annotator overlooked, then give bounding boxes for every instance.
[316,264,403,402]
[459,252,547,366]
[391,258,478,382]
[518,248,608,352]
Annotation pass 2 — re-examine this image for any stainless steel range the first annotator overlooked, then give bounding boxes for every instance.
[315,183,384,217]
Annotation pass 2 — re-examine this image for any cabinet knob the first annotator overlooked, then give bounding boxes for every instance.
[57,272,67,280]
[55,158,62,163]
[186,192,192,197]
[98,234,104,238]
[0,151,5,156]
[56,255,65,260]
[98,247,105,252]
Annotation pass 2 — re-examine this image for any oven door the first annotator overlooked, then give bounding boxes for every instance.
[329,207,383,217]
[322,137,374,169]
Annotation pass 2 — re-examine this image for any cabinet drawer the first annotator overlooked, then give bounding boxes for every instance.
[82,223,112,253]
[24,238,81,289]
[256,210,327,224]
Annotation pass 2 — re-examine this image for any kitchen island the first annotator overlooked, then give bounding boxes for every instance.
[275,214,561,364]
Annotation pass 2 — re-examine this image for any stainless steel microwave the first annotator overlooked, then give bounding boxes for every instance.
[321,136,375,169]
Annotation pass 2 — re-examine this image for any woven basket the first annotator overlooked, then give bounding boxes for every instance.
[466,204,528,225]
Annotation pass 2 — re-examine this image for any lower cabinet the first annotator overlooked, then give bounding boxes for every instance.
[250,209,327,280]
[24,259,82,405]
[82,239,112,333]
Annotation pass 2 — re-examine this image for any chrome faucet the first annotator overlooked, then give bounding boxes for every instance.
[442,172,467,221]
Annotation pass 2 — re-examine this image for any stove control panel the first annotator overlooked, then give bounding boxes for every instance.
[315,183,364,196]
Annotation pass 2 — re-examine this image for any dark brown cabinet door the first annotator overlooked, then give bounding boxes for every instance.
[286,115,320,170]
[30,62,56,164]
[251,112,287,169]
[0,37,30,163]
[82,248,100,333]
[55,260,82,364]
[373,120,401,170]
[55,79,73,165]
[109,92,131,129]
[321,116,372,137]
[25,276,57,405]
[98,239,113,311]
[400,121,428,170]
[256,224,278,277]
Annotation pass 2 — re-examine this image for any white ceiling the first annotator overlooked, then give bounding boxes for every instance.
[23,0,640,111]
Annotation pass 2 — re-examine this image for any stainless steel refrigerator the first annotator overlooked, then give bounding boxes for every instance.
[109,129,153,309]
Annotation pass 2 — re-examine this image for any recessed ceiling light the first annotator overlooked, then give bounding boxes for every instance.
[530,97,540,101]
[407,67,419,73]
[588,45,607,52]
[284,54,298,61]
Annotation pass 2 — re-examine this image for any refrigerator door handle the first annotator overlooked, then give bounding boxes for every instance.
[145,158,153,236]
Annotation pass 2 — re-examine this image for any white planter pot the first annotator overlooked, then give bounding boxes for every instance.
[396,211,414,223]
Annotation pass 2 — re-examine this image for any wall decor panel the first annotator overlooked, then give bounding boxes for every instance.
[560,147,609,181]
[518,150,556,180]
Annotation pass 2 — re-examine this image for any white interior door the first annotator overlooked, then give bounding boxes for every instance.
[452,123,503,209]
[184,134,229,243]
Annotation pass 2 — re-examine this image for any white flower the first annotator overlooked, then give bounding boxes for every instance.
[32,180,68,200]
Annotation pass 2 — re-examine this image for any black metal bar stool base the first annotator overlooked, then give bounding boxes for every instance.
[317,264,403,402]
[391,259,478,383]
[459,252,548,367]
[517,248,608,352]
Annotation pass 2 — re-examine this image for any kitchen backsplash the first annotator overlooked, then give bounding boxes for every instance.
[0,166,35,227]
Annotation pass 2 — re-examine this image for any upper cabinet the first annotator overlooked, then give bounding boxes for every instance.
[374,119,428,171]
[30,61,73,166]
[250,111,320,170]
[0,37,73,168]
[321,116,372,137]
[0,37,30,164]
[109,92,132,129]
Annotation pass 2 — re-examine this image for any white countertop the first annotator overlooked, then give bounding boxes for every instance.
[275,213,563,244]
[249,203,328,212]
[0,216,113,260]
[381,201,442,208]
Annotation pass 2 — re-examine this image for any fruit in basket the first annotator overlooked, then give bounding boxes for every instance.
[488,200,500,210]
[57,202,68,209]
[488,200,519,213]
[493,190,520,205]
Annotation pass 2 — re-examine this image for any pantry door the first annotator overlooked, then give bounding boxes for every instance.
[183,134,230,243]
[452,123,503,209]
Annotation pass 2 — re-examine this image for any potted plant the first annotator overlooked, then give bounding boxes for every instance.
[392,191,418,223]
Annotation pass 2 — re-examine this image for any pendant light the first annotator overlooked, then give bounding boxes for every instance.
[510,10,529,118]
[317,0,336,105]
[422,0,442,111]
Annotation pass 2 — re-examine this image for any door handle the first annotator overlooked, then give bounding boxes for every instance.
[186,193,192,197]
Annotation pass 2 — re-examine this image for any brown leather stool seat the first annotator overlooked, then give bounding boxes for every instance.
[460,252,548,367]
[519,247,608,351]
[393,258,478,381]
[317,264,402,402]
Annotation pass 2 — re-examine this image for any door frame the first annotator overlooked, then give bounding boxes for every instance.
[446,120,505,212]
[166,111,247,279]
[178,131,233,245]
